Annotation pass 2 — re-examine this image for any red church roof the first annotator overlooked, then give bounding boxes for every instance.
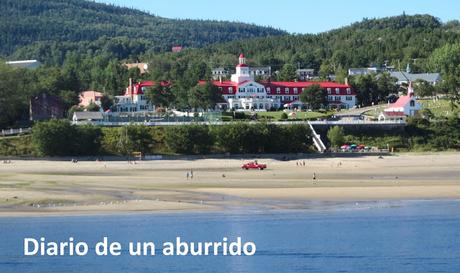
[388,95,412,108]
[382,111,405,117]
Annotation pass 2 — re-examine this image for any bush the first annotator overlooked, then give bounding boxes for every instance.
[327,126,345,148]
[213,123,311,153]
[213,123,269,153]
[265,124,312,153]
[280,112,288,120]
[165,125,213,154]
[31,120,102,156]
[32,119,78,156]
[101,125,160,155]
[233,112,247,120]
[74,125,102,155]
[0,135,34,156]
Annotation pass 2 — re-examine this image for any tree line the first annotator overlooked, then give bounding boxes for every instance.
[28,120,313,156]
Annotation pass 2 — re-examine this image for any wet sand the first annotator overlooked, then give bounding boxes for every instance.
[0,153,459,216]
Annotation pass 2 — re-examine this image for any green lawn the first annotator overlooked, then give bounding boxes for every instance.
[419,99,459,118]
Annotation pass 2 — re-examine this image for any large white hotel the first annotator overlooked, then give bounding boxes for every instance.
[112,54,357,112]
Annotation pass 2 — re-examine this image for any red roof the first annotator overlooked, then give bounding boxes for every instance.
[124,81,170,96]
[388,95,412,108]
[262,81,355,96]
[236,63,248,67]
[200,80,355,97]
[239,53,245,58]
[383,111,405,117]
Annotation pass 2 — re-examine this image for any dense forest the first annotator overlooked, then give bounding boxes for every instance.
[151,14,460,75]
[0,0,286,63]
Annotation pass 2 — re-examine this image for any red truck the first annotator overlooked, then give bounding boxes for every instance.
[241,161,267,170]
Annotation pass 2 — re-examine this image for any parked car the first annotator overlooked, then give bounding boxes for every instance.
[241,161,267,170]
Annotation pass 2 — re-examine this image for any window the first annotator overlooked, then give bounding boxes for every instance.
[276,88,281,94]
[266,87,271,93]
[327,89,331,94]
[346,96,353,101]
[218,87,223,92]
[335,88,340,94]
[328,96,333,101]
[410,100,415,107]
[239,88,245,92]
[335,96,341,101]
[293,88,298,94]
[346,88,351,95]
[285,87,289,94]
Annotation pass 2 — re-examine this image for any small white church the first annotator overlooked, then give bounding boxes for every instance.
[378,82,421,121]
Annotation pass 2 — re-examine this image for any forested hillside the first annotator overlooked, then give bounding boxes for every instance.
[157,14,460,74]
[0,0,286,63]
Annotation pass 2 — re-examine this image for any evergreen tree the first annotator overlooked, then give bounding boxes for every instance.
[300,84,327,110]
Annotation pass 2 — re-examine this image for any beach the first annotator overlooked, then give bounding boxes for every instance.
[0,153,459,216]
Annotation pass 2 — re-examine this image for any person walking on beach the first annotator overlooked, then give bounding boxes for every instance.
[312,172,317,184]
[186,172,190,180]
[190,169,194,179]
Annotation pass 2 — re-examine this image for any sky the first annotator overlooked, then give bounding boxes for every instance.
[97,0,460,34]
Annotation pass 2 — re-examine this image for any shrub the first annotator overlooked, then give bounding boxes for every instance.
[213,123,311,153]
[165,125,212,154]
[32,119,78,156]
[101,125,156,155]
[31,120,102,156]
[327,126,345,148]
[74,125,102,155]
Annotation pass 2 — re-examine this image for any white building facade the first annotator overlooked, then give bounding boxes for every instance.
[209,54,357,110]
[113,80,157,112]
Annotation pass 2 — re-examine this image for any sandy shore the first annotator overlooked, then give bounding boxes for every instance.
[0,153,459,216]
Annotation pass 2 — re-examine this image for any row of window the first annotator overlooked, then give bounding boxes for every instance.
[327,87,352,95]
[219,86,353,96]
[327,96,354,101]
[238,87,264,93]
[266,87,301,94]
[226,95,301,101]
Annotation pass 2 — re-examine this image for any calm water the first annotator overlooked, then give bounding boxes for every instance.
[1,200,460,273]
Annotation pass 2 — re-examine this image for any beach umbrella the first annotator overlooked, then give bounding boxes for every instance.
[350,144,357,148]
[340,144,349,149]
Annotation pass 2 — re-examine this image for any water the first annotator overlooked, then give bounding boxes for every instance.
[1,200,460,273]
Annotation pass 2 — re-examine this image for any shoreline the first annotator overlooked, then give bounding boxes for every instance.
[0,153,459,217]
[1,198,459,218]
